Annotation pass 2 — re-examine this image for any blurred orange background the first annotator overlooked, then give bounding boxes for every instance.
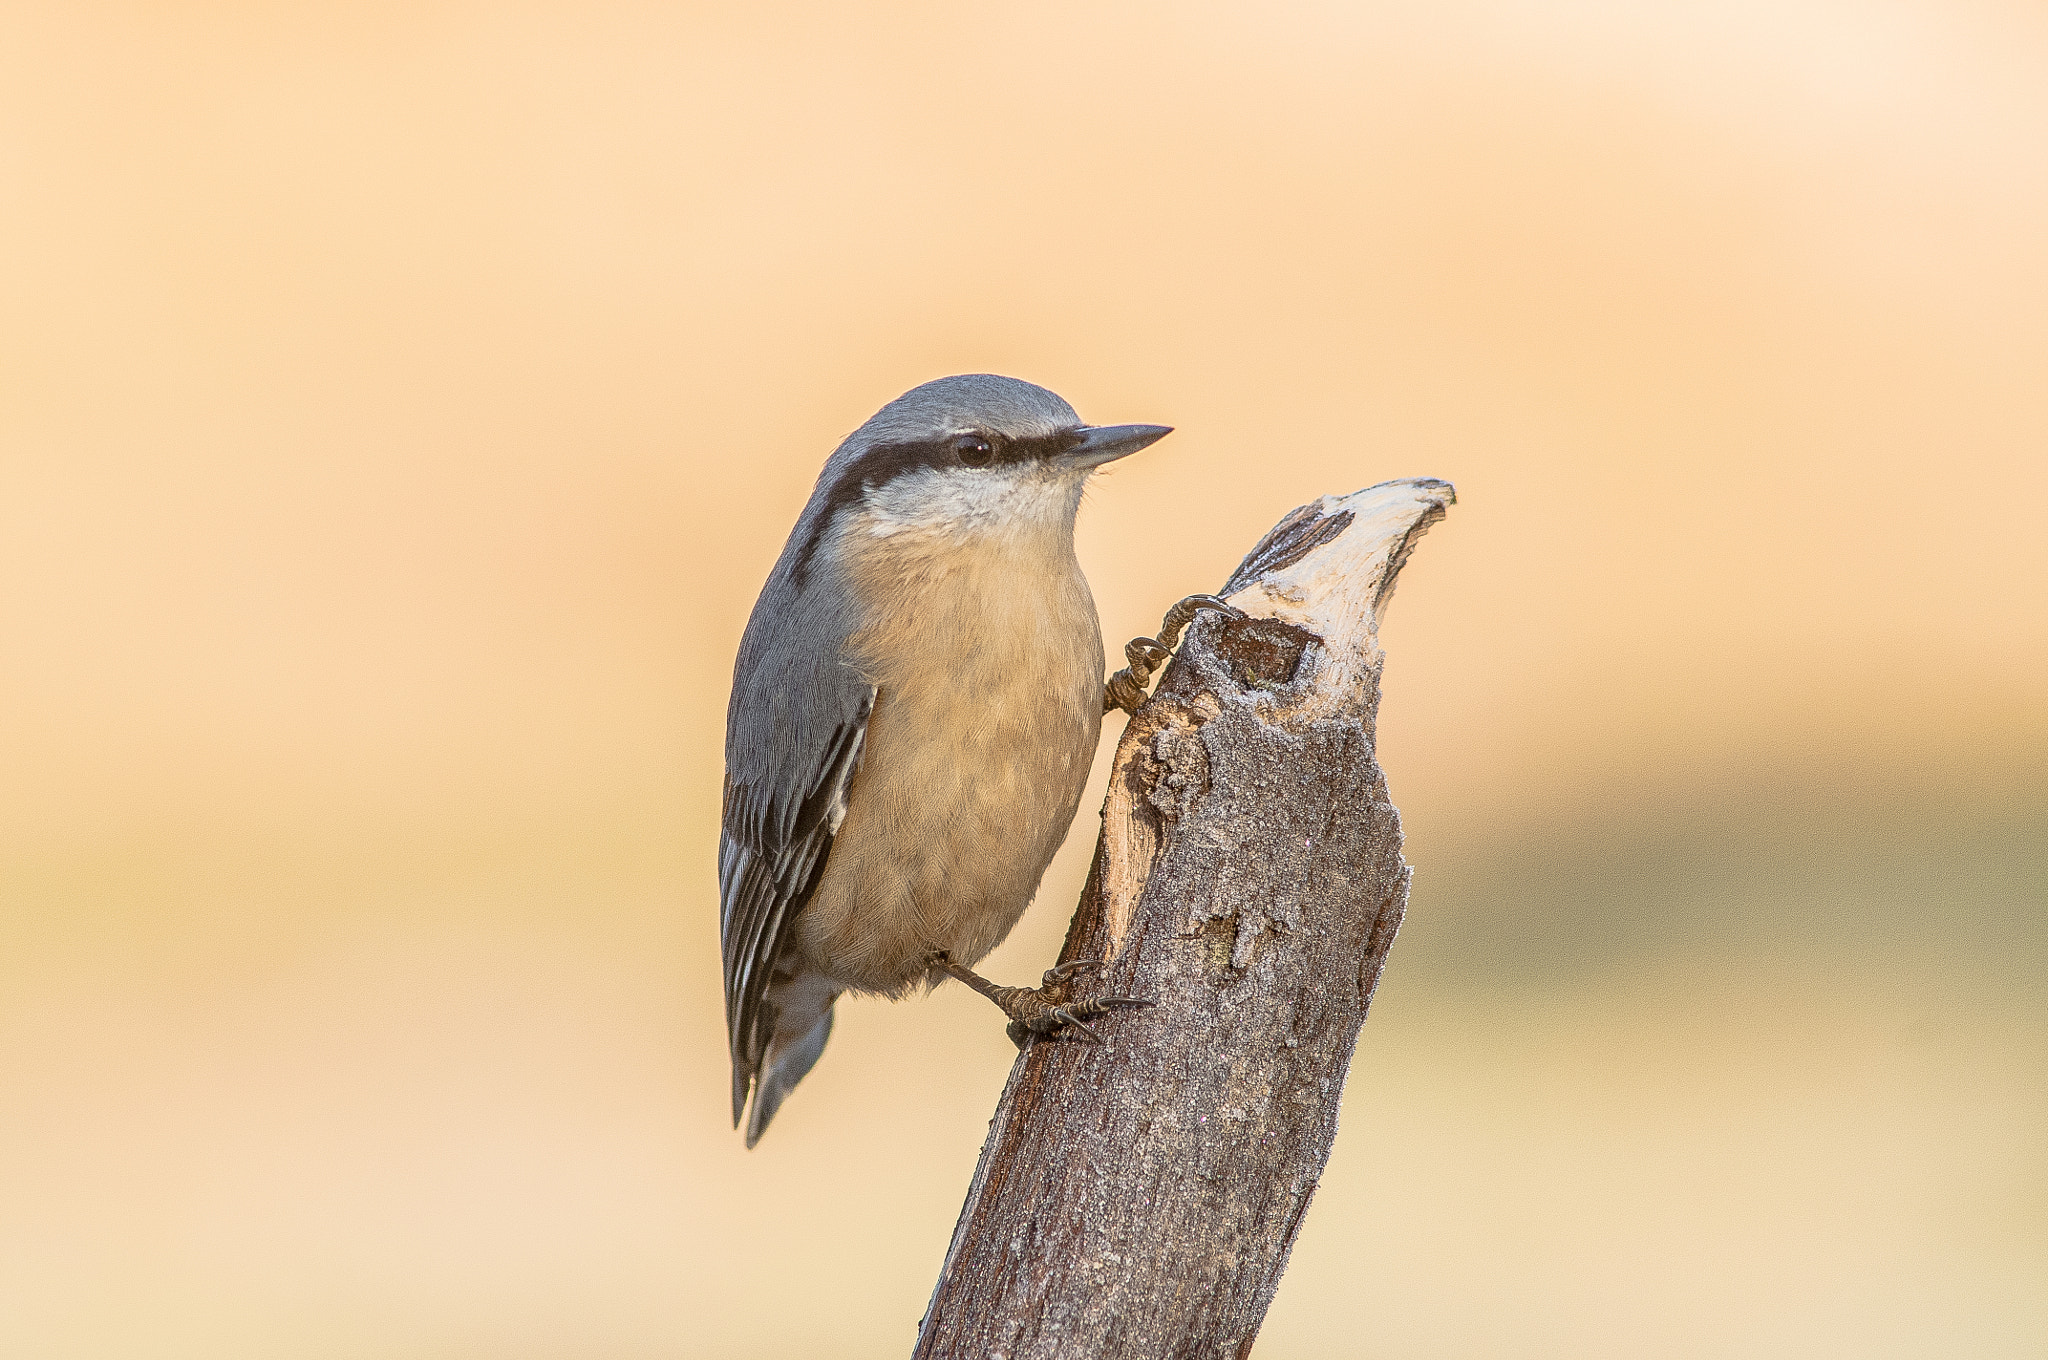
[3,1,2044,1355]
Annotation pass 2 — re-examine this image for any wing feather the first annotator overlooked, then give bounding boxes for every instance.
[719,682,874,1126]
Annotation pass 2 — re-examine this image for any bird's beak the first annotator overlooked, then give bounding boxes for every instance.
[1064,423,1173,469]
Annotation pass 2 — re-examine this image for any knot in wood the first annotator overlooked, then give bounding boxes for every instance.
[1207,615,1313,694]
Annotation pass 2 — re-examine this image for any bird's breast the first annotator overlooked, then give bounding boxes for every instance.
[841,517,1107,770]
[793,523,1106,994]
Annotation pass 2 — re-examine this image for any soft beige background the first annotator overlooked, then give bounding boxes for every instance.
[3,2,2045,1356]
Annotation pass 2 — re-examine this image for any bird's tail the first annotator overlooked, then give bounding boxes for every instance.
[743,983,838,1147]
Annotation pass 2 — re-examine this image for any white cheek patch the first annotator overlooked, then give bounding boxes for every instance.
[862,465,1078,539]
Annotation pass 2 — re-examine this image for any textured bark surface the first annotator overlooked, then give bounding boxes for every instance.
[914,478,1455,1360]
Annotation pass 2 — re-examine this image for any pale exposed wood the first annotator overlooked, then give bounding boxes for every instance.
[914,478,1455,1359]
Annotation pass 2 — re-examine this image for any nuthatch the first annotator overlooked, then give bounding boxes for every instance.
[720,373,1234,1145]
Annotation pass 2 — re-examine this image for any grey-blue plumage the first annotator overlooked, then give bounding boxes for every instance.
[720,374,1171,1145]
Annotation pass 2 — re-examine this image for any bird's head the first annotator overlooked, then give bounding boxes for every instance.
[806,374,1171,552]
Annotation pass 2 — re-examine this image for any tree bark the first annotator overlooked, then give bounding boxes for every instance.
[914,478,1456,1360]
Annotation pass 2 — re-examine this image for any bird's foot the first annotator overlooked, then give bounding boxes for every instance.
[1104,593,1247,715]
[926,952,1154,1050]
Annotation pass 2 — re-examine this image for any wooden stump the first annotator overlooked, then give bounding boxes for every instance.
[915,478,1457,1359]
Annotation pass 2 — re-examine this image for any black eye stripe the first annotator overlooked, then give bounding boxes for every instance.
[855,427,1086,479]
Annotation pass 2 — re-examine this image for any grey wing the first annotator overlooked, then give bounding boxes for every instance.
[719,654,874,1129]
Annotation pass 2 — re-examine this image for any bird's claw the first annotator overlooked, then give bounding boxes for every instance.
[1006,983,1154,1050]
[928,949,1154,1050]
[1007,995,1155,1049]
[1041,958,1102,987]
[1104,593,1248,714]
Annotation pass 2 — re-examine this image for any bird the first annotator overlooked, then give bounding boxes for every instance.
[719,373,1234,1146]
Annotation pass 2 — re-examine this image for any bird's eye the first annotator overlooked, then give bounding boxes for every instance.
[954,434,994,467]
